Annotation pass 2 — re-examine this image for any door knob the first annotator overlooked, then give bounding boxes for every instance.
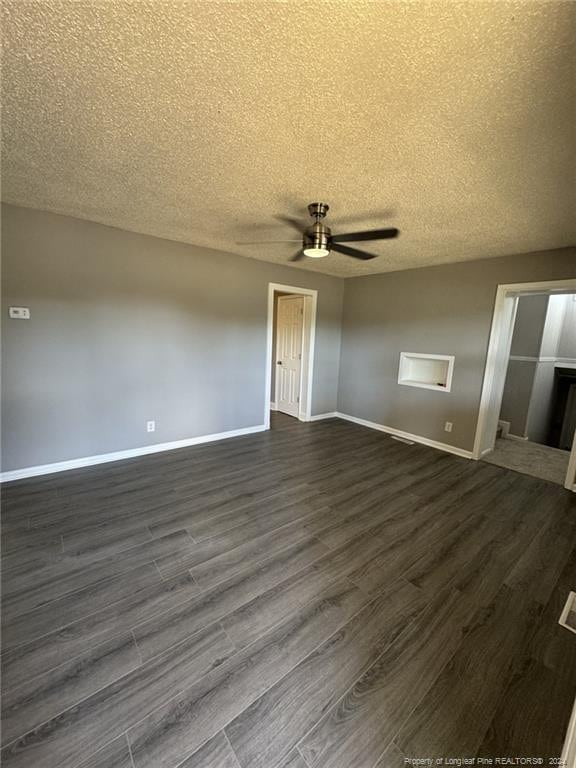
[276,361,282,365]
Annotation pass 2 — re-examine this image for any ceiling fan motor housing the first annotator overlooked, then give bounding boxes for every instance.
[304,221,331,251]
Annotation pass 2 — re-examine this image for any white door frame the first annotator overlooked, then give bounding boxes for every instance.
[472,277,576,491]
[274,295,305,418]
[264,283,318,428]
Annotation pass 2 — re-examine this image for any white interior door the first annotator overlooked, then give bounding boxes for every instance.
[275,295,304,417]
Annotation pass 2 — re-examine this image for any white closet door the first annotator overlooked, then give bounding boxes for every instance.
[275,295,304,417]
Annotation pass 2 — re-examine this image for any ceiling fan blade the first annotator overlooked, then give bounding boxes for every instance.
[236,239,303,244]
[331,242,377,260]
[275,215,306,233]
[290,250,305,262]
[332,227,399,243]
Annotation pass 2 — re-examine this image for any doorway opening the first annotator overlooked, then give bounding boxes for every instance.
[264,282,317,429]
[474,279,576,490]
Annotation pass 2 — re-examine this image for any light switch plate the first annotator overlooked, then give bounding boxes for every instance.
[9,307,30,320]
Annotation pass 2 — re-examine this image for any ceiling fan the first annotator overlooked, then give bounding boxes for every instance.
[237,202,399,261]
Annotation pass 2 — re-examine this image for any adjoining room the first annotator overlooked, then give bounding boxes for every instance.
[1,2,576,767]
[483,292,576,486]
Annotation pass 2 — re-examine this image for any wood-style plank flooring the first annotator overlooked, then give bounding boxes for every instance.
[2,412,576,768]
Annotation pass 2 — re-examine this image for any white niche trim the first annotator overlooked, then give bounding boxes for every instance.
[398,352,455,393]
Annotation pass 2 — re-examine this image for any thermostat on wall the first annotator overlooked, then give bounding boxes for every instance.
[9,307,30,320]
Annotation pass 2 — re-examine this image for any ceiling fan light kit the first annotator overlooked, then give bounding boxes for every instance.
[302,246,330,258]
[238,202,399,262]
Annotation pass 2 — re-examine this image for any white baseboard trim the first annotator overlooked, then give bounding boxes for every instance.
[308,412,338,422]
[335,412,474,459]
[1,424,268,483]
[497,421,529,442]
[270,402,278,411]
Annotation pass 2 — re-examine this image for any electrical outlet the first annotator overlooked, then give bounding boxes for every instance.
[146,420,155,433]
[444,421,453,433]
[9,307,30,320]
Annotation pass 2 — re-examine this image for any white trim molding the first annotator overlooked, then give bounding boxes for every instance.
[497,421,529,442]
[0,424,267,483]
[509,355,576,364]
[335,412,473,459]
[308,412,338,422]
[264,282,318,429]
[509,355,546,362]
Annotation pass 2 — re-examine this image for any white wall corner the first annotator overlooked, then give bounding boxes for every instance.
[497,419,529,442]
[308,412,338,422]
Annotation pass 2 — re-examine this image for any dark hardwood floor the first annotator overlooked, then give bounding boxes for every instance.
[2,412,576,768]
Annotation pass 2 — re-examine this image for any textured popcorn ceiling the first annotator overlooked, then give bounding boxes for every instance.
[2,1,575,277]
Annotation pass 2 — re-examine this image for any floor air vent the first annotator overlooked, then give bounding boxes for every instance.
[390,435,415,445]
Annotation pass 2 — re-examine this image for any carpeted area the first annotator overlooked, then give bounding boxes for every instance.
[482,437,570,486]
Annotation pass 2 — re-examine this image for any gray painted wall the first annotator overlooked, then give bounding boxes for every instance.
[338,248,576,453]
[525,294,576,444]
[1,205,344,471]
[499,294,576,441]
[540,294,568,357]
[500,359,536,437]
[500,295,549,437]
[501,294,576,439]
[526,362,557,444]
[558,296,576,358]
[3,202,575,471]
[509,295,548,357]
[500,295,548,436]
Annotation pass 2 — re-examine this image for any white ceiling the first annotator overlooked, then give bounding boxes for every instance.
[2,1,575,277]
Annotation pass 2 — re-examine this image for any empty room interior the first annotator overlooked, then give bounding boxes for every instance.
[2,2,576,767]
